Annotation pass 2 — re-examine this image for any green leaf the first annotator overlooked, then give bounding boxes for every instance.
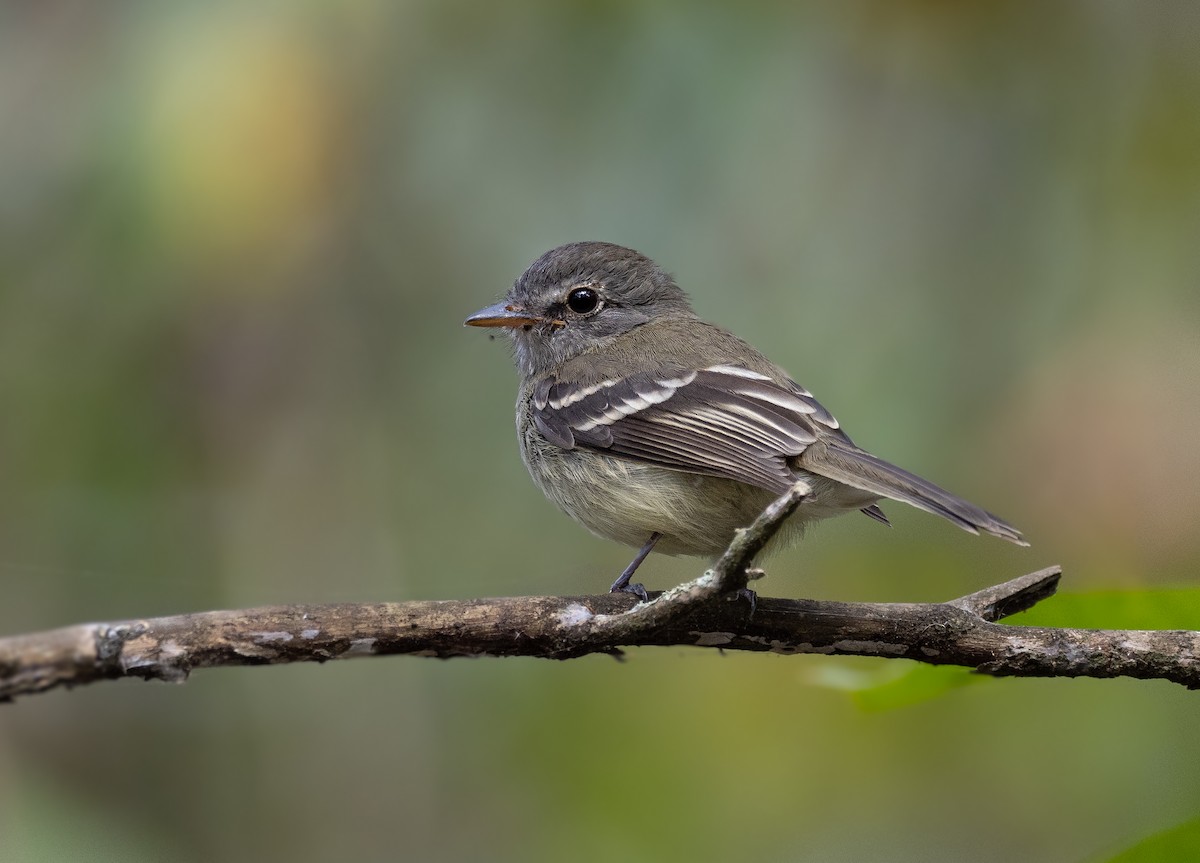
[849,664,985,711]
[1010,587,1200,630]
[801,659,984,711]
[1099,815,1200,862]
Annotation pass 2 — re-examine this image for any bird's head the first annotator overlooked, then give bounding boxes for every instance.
[465,242,695,377]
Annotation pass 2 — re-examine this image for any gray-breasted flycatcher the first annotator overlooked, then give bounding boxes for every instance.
[467,242,1025,599]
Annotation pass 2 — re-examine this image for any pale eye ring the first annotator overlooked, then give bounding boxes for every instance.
[566,287,600,314]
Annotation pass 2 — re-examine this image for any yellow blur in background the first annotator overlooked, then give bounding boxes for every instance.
[1,3,1199,862]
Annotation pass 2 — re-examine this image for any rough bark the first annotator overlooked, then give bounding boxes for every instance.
[2,482,1197,701]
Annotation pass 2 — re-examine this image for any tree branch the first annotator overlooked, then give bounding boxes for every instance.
[2,481,1197,701]
[3,564,1200,701]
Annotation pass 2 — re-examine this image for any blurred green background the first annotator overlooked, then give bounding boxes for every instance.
[2,2,1199,861]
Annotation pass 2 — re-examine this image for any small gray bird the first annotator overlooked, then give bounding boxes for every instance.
[467,242,1026,599]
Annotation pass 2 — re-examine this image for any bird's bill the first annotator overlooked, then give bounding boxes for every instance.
[464,302,544,328]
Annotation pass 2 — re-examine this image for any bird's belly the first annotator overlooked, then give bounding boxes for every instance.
[543,454,773,555]
[522,431,839,556]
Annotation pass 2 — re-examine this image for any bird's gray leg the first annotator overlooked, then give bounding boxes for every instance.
[609,532,662,602]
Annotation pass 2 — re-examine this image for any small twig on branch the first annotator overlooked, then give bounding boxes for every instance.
[1,481,1197,701]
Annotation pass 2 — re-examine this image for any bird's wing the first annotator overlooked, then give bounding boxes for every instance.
[530,364,845,494]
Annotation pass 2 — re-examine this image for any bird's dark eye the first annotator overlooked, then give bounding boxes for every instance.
[566,287,600,314]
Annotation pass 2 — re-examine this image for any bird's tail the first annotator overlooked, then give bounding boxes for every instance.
[800,442,1027,546]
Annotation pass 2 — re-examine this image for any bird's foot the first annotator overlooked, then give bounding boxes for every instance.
[608,532,661,604]
[610,580,649,603]
[727,587,757,615]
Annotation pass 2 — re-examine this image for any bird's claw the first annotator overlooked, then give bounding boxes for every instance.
[727,587,757,615]
[611,581,649,603]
